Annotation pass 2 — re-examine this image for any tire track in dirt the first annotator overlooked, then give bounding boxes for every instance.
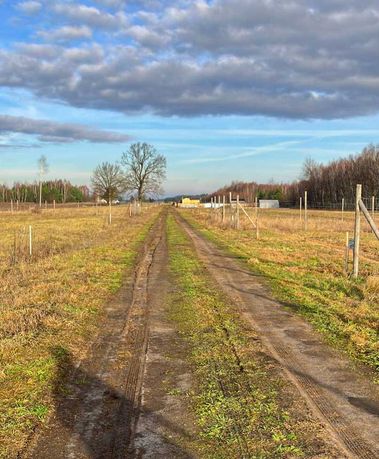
[130,214,197,458]
[176,210,379,459]
[26,214,165,459]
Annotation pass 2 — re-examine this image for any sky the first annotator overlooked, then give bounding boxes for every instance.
[0,0,379,196]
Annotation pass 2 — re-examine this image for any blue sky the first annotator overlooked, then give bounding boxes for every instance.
[1,1,378,196]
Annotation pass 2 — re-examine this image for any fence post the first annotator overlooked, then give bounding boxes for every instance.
[229,192,233,228]
[218,195,221,224]
[372,196,375,218]
[344,231,349,273]
[11,199,14,214]
[29,225,32,257]
[236,195,240,229]
[256,205,259,239]
[304,191,308,231]
[222,195,226,223]
[255,196,258,218]
[53,199,56,210]
[341,198,344,222]
[299,197,302,221]
[353,184,361,278]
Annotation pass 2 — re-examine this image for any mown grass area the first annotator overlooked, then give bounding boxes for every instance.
[0,205,161,458]
[167,215,337,458]
[179,208,379,375]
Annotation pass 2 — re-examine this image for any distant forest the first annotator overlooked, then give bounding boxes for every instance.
[0,179,91,203]
[210,145,379,208]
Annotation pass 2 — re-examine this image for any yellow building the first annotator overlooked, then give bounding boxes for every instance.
[179,197,201,208]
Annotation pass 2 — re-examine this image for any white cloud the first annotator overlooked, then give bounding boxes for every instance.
[52,3,128,29]
[38,26,93,42]
[17,1,42,14]
[0,115,131,143]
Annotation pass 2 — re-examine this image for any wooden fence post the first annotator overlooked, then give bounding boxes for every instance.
[299,197,302,221]
[372,196,375,218]
[236,195,240,229]
[29,225,32,257]
[256,205,259,239]
[304,191,308,231]
[344,231,349,273]
[229,192,233,228]
[222,195,226,223]
[353,184,361,278]
[218,195,221,224]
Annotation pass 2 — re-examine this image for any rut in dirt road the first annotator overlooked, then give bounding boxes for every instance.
[26,215,166,459]
[175,211,379,459]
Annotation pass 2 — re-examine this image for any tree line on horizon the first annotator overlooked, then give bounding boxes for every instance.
[0,179,90,203]
[209,144,379,208]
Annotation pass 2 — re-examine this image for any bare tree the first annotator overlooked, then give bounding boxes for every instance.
[38,155,49,207]
[91,162,126,224]
[121,143,166,201]
[91,162,125,203]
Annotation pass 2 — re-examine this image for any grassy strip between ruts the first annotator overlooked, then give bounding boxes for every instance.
[179,210,379,376]
[167,215,338,459]
[0,206,161,458]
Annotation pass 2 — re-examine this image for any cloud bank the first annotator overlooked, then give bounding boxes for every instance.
[0,115,131,143]
[1,0,378,119]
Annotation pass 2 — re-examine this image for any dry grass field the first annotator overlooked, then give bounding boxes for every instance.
[0,204,160,457]
[180,206,379,374]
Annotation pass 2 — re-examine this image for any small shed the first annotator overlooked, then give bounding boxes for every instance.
[259,199,279,209]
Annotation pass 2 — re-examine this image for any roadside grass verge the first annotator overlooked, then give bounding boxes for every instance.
[167,215,337,458]
[0,206,160,458]
[179,209,379,375]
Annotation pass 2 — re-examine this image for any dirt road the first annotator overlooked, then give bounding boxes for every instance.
[175,211,379,459]
[27,209,379,458]
[26,213,195,459]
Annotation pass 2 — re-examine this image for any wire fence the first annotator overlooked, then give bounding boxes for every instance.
[203,197,378,212]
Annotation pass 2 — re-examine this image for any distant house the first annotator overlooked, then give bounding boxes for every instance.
[179,197,201,208]
[259,199,280,209]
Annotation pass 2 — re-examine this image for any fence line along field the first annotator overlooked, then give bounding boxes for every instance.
[0,204,160,458]
[179,204,379,373]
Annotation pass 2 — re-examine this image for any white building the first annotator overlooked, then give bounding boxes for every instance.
[259,200,280,209]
